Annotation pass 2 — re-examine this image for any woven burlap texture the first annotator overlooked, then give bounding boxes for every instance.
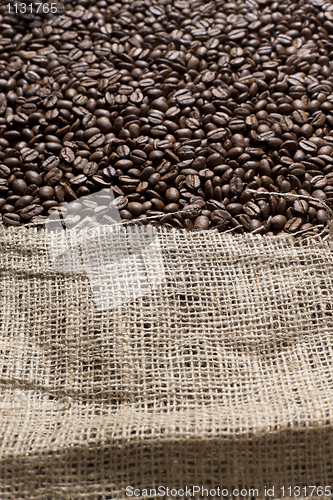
[0,224,333,500]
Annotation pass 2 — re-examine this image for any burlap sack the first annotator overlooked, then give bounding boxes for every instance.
[1,224,333,499]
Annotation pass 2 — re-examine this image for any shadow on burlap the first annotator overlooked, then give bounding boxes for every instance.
[0,225,333,499]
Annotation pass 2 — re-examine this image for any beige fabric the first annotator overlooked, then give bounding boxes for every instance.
[0,224,333,499]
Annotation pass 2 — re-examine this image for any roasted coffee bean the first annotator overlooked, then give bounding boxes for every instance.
[54,185,65,203]
[243,201,261,219]
[92,176,111,188]
[249,219,262,232]
[293,200,308,216]
[12,179,27,196]
[284,217,303,233]
[194,215,210,230]
[83,162,99,177]
[3,213,20,226]
[182,204,201,219]
[44,168,63,186]
[14,196,34,210]
[20,204,44,221]
[229,177,243,196]
[130,150,147,165]
[271,215,287,230]
[42,156,60,172]
[60,147,75,164]
[70,175,87,188]
[226,203,243,216]
[64,185,78,201]
[39,186,55,201]
[316,210,330,224]
[185,175,201,191]
[24,171,43,187]
[165,188,180,204]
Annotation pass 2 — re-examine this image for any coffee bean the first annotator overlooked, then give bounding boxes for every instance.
[70,175,87,188]
[243,201,261,218]
[92,176,111,188]
[161,187,179,207]
[14,196,34,210]
[20,204,44,221]
[44,168,63,186]
[293,200,308,216]
[24,171,43,187]
[271,215,287,230]
[38,186,54,201]
[194,215,210,230]
[3,213,20,226]
[0,165,11,179]
[185,175,201,191]
[249,219,262,232]
[130,150,147,164]
[64,185,78,201]
[12,179,27,196]
[316,210,330,224]
[226,203,243,216]
[60,147,75,164]
[150,199,165,211]
[284,217,303,233]
[229,177,243,196]
[97,117,112,133]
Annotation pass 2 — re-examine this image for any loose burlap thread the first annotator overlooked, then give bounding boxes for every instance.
[1,224,333,499]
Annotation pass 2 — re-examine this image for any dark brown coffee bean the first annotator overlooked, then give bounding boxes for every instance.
[39,186,55,201]
[293,199,308,216]
[249,219,262,232]
[88,133,105,148]
[3,213,20,226]
[0,165,11,179]
[54,185,65,203]
[207,128,228,141]
[20,204,44,221]
[148,173,161,188]
[70,175,87,187]
[14,196,34,210]
[243,201,261,218]
[229,177,243,196]
[12,179,28,196]
[130,150,147,164]
[316,210,330,224]
[221,168,234,184]
[271,215,287,230]
[42,156,60,172]
[21,148,39,162]
[24,171,43,186]
[110,196,128,210]
[284,217,303,233]
[92,176,111,188]
[23,184,39,198]
[97,117,112,133]
[44,168,63,186]
[83,162,99,177]
[185,175,201,191]
[226,203,243,216]
[64,185,78,202]
[182,204,201,219]
[115,159,134,170]
[60,147,75,164]
[194,215,210,230]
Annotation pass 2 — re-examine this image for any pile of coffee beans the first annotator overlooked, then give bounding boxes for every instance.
[1,0,333,235]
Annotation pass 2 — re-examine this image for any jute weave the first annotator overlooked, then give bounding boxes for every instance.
[1,224,333,499]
